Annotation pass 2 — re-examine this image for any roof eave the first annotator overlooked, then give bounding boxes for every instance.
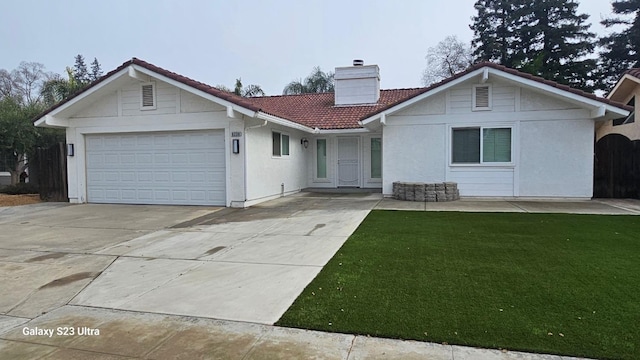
[607,74,640,101]
[361,65,631,125]
[360,67,486,126]
[256,111,315,133]
[130,64,258,118]
[33,67,130,125]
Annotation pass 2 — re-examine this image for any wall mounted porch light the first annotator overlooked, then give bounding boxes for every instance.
[301,138,309,148]
[232,139,240,154]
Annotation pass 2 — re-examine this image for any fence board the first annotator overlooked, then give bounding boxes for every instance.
[36,143,68,201]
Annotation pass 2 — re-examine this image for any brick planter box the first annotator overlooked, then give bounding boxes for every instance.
[392,182,460,202]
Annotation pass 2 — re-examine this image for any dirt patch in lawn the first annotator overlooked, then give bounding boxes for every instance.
[0,194,41,206]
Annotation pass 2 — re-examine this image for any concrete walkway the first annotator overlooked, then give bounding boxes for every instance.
[376,197,640,215]
[2,194,627,359]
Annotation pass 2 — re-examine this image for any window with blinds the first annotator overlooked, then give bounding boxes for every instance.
[452,127,512,164]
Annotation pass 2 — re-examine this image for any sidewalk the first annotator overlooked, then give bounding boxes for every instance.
[0,306,588,359]
[375,197,640,215]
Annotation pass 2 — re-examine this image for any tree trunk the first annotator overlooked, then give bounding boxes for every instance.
[9,171,19,185]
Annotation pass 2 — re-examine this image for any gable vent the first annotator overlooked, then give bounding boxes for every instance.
[141,82,156,109]
[473,84,491,110]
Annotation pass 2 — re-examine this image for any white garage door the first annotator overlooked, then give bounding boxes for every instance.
[86,131,226,206]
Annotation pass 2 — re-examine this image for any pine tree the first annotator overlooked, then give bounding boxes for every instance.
[521,0,597,92]
[89,58,103,82]
[73,54,89,85]
[599,0,640,92]
[470,0,527,67]
[471,0,597,92]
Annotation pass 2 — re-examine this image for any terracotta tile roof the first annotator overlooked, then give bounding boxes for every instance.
[35,58,632,128]
[244,89,427,129]
[625,68,640,79]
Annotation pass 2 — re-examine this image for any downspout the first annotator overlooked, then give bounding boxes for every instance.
[244,118,268,206]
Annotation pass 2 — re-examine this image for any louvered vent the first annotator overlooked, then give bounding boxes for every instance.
[141,83,155,108]
[474,85,490,109]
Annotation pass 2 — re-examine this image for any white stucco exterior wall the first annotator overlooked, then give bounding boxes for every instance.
[381,78,597,198]
[62,79,245,206]
[519,118,594,197]
[244,122,307,206]
[382,124,446,194]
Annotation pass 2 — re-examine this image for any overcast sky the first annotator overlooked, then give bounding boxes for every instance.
[1,0,617,95]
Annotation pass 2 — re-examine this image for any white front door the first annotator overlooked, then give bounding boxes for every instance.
[337,137,360,187]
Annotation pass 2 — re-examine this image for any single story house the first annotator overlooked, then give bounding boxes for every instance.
[34,58,631,207]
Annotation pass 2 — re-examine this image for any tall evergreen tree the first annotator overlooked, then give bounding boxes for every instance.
[521,0,597,92]
[73,55,90,85]
[470,0,597,92]
[89,57,103,82]
[470,0,527,67]
[599,0,640,92]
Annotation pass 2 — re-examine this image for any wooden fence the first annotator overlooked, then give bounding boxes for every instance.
[35,143,68,201]
[594,134,640,199]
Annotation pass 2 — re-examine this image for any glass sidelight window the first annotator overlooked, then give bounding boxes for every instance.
[316,139,327,178]
[370,138,382,178]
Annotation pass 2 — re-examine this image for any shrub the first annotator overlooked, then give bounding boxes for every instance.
[0,183,40,195]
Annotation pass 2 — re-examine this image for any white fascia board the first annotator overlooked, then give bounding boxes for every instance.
[360,68,486,126]
[481,68,489,83]
[488,68,629,118]
[607,74,640,99]
[591,105,606,118]
[131,65,256,118]
[256,112,315,133]
[128,67,150,82]
[34,67,130,124]
[316,128,370,134]
[34,115,69,128]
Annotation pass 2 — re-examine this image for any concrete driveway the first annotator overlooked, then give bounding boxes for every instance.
[0,193,379,325]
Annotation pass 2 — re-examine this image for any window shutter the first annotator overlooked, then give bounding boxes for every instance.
[475,85,490,109]
[141,84,155,107]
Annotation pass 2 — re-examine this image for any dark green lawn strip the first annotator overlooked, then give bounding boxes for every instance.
[277,211,640,360]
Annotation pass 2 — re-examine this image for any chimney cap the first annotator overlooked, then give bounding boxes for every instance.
[353,59,364,66]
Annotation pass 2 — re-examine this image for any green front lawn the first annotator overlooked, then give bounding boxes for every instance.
[277,211,640,360]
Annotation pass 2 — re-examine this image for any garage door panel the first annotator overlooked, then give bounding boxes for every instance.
[86,131,226,206]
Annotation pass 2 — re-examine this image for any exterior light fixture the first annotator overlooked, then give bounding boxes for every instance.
[67,143,74,156]
[232,139,240,154]
[301,138,309,148]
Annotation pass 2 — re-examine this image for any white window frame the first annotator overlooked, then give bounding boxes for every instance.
[140,82,157,110]
[472,84,492,111]
[271,130,290,158]
[450,125,514,167]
